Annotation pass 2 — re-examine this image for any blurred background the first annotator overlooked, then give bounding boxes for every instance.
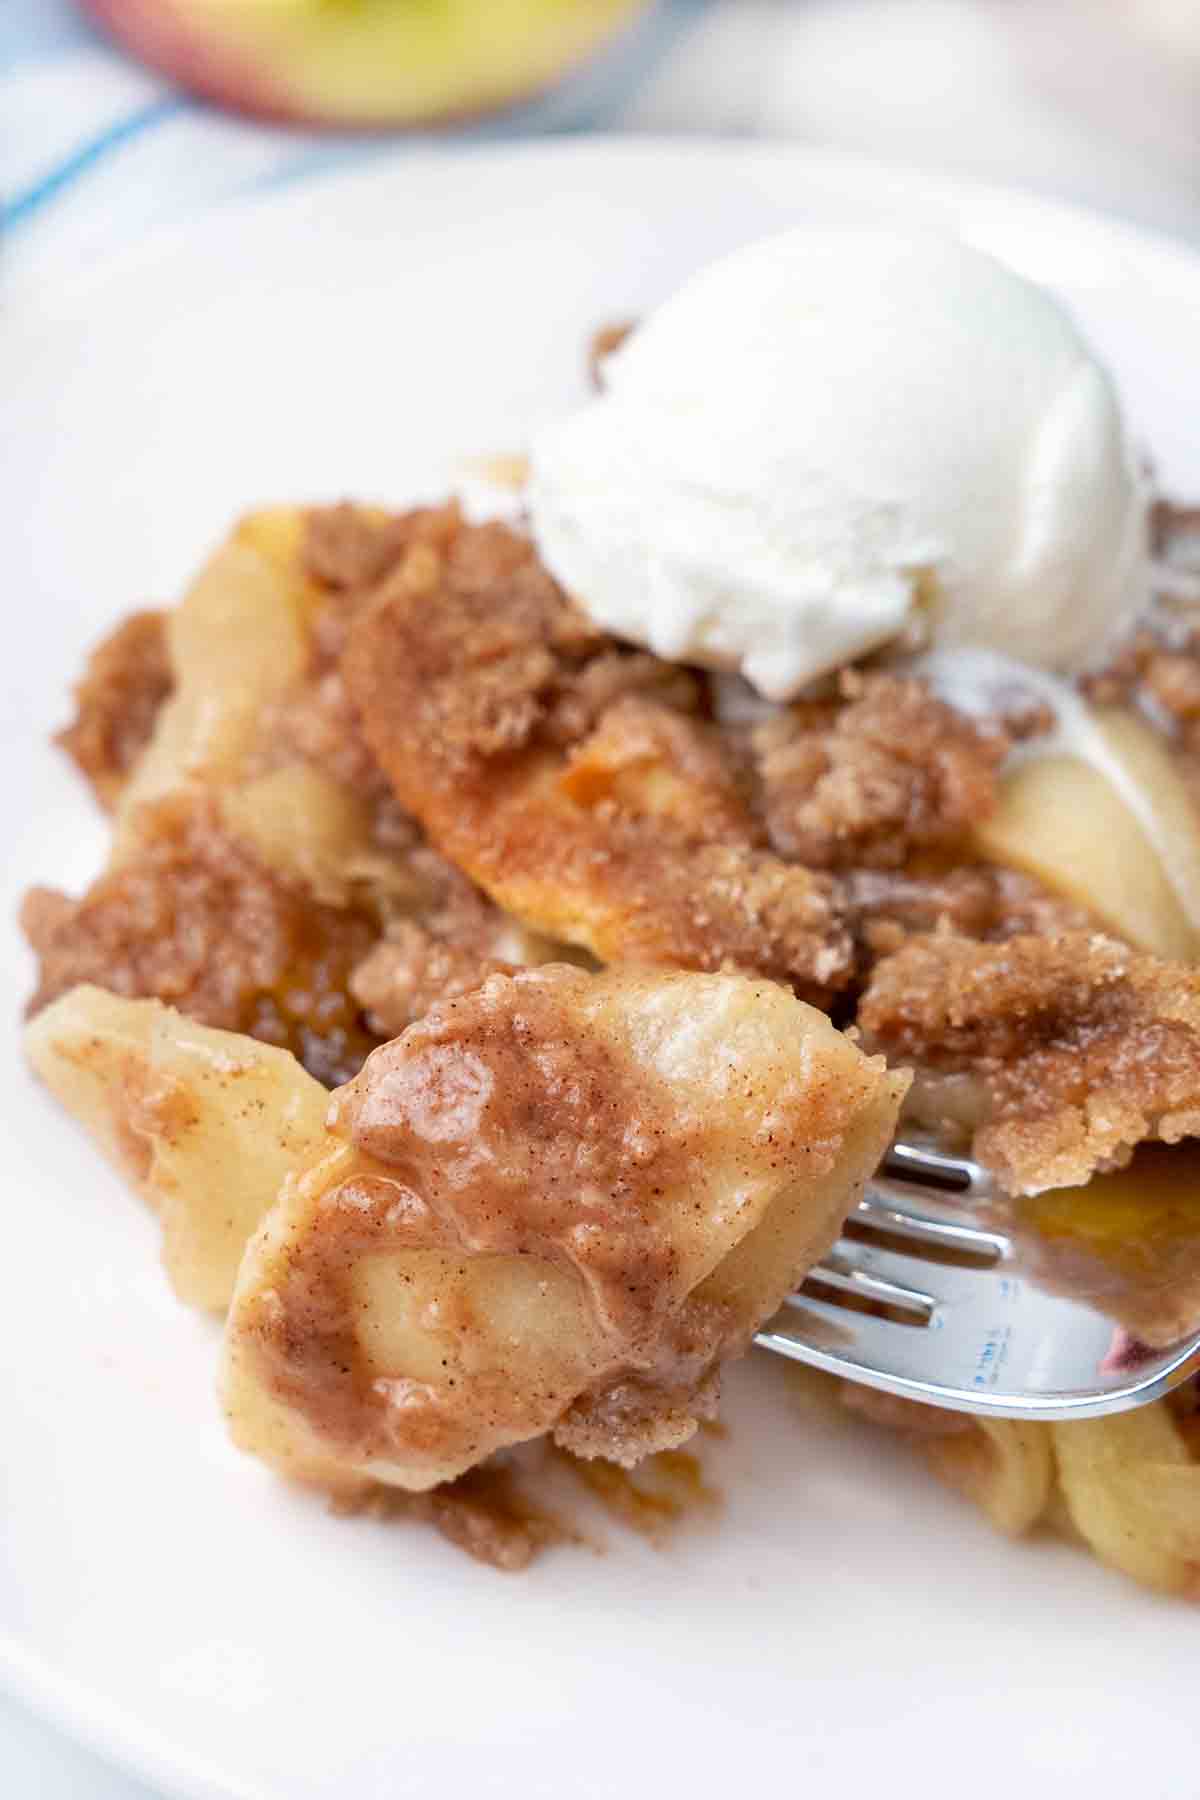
[4,0,1200,294]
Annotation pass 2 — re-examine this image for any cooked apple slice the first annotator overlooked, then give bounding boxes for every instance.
[974,707,1200,961]
[81,0,646,129]
[222,965,907,1495]
[115,511,317,843]
[1052,1406,1200,1597]
[25,985,330,1312]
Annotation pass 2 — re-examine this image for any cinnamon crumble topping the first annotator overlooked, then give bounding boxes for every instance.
[859,931,1200,1194]
[347,850,542,1038]
[752,670,1008,869]
[56,610,173,810]
[302,500,444,594]
[343,515,853,1000]
[28,505,582,1085]
[848,865,1096,958]
[23,800,381,1088]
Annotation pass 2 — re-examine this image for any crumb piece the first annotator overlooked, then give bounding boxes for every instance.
[56,611,172,809]
[303,501,452,593]
[350,926,514,1040]
[1083,619,1200,760]
[553,1443,720,1541]
[256,664,388,802]
[849,864,1097,957]
[347,1460,574,1571]
[860,931,1200,1193]
[22,800,380,1087]
[427,1466,569,1571]
[348,848,531,1036]
[545,651,700,748]
[753,670,1007,869]
[1143,652,1200,728]
[556,1369,722,1467]
[587,319,635,389]
[560,695,757,844]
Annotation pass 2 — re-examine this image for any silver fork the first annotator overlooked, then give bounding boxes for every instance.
[756,1139,1200,1419]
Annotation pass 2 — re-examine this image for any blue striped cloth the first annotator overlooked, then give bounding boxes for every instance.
[8,0,1195,293]
[1,0,714,287]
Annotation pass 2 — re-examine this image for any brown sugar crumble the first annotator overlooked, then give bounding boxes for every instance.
[25,475,1200,1594]
[56,610,173,810]
[23,800,382,1088]
[752,669,1008,870]
[33,494,1200,1206]
[348,841,563,1039]
[44,497,1116,1103]
[349,1439,721,1570]
[860,931,1200,1195]
[342,513,854,1001]
[351,1459,577,1573]
[26,504,586,1088]
[847,864,1098,960]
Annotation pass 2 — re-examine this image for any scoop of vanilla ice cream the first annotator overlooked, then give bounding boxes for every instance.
[529,230,1148,701]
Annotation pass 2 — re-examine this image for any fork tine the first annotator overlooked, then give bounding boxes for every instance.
[757,1138,1200,1418]
[807,1249,937,1317]
[881,1140,996,1200]
[819,1232,1003,1312]
[761,1295,920,1366]
[853,1195,1010,1262]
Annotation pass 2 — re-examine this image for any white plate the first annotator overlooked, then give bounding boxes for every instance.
[3,141,1198,1800]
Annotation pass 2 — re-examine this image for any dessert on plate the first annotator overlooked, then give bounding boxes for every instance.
[23,228,1200,1593]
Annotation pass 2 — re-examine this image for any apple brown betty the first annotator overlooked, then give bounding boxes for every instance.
[21,492,1200,1593]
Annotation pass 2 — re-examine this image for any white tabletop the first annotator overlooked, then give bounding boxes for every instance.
[4,0,1198,1792]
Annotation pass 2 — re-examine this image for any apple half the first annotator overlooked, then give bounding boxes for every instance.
[80,0,648,129]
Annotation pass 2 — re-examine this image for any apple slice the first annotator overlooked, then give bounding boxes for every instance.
[81,0,647,128]
[25,984,330,1312]
[222,965,907,1493]
[974,707,1200,962]
[114,513,316,845]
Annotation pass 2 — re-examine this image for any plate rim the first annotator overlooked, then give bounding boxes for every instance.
[8,133,1200,334]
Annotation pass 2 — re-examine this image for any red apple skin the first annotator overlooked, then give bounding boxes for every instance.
[81,0,296,122]
[79,0,646,130]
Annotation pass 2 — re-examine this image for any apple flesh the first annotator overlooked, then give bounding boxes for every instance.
[974,707,1200,963]
[80,0,647,128]
[25,985,330,1313]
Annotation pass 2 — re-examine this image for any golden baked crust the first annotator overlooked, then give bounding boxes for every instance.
[859,931,1200,1193]
[343,514,853,1000]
